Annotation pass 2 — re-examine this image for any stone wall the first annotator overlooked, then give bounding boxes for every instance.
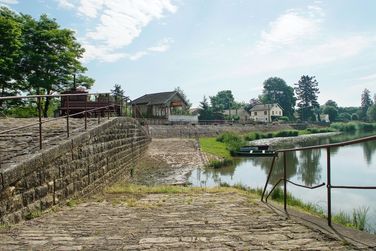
[0,117,150,224]
[148,124,294,138]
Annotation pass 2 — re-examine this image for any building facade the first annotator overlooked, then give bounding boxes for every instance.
[131,91,188,119]
[250,103,283,122]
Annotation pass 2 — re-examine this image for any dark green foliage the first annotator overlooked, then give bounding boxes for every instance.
[322,105,338,122]
[331,122,376,132]
[367,104,376,122]
[210,90,234,113]
[175,86,192,109]
[294,75,320,121]
[278,116,289,121]
[0,7,94,117]
[351,113,359,121]
[361,88,373,120]
[260,77,296,119]
[216,132,245,152]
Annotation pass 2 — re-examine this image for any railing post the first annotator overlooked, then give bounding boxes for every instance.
[261,154,277,202]
[66,95,70,138]
[107,93,110,120]
[37,96,43,149]
[327,147,332,226]
[84,94,88,130]
[283,151,287,211]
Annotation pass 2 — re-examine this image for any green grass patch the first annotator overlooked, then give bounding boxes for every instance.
[199,137,232,159]
[269,187,370,232]
[25,210,43,220]
[331,122,376,132]
[269,187,325,217]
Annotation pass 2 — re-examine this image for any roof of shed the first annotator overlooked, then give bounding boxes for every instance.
[131,91,187,106]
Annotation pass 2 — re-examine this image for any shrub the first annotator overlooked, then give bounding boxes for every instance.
[216,132,245,152]
[278,116,289,122]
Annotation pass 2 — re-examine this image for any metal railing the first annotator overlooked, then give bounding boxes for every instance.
[261,134,376,226]
[0,93,119,164]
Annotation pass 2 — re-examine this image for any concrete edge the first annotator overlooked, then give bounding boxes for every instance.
[261,201,376,249]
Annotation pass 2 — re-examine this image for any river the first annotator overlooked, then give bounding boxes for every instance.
[188,131,376,232]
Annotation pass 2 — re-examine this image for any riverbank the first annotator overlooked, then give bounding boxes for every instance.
[250,131,341,147]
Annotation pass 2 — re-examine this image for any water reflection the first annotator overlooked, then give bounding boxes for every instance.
[188,131,376,229]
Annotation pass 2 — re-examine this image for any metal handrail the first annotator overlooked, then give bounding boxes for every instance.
[0,92,111,100]
[0,93,120,167]
[261,134,376,226]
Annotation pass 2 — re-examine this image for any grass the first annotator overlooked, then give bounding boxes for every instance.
[199,137,232,159]
[331,121,376,132]
[25,210,43,220]
[269,187,370,232]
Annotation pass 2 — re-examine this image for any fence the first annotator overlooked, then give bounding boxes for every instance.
[0,93,125,168]
[261,134,376,226]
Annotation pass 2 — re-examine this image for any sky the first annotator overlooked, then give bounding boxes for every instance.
[1,0,376,107]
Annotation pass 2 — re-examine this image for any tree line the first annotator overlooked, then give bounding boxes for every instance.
[198,75,376,122]
[0,7,93,117]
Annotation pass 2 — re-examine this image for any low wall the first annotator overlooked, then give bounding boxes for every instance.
[148,124,294,138]
[0,117,150,224]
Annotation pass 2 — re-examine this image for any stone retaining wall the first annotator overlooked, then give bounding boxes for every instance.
[0,117,150,224]
[148,124,294,138]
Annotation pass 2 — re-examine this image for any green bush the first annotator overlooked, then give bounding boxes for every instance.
[331,122,376,132]
[216,132,245,152]
[278,116,289,122]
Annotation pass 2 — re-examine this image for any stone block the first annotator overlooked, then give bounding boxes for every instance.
[35,184,48,200]
[22,189,35,207]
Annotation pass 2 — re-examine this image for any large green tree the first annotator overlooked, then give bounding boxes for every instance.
[0,7,24,107]
[367,104,376,122]
[209,90,234,113]
[174,86,192,109]
[19,13,93,116]
[360,88,373,121]
[294,75,320,121]
[322,100,339,122]
[260,77,296,119]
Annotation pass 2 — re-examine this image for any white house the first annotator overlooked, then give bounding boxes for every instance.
[250,103,283,122]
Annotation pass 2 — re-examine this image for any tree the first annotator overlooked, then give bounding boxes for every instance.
[174,86,192,109]
[111,84,124,102]
[260,77,296,119]
[324,100,338,108]
[322,99,339,122]
[360,88,373,121]
[0,7,24,107]
[20,13,92,117]
[367,104,376,122]
[323,105,338,122]
[294,75,320,121]
[209,90,234,113]
[198,96,212,120]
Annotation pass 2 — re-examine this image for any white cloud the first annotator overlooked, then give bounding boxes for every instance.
[238,35,374,77]
[56,0,74,9]
[82,37,173,62]
[61,0,177,62]
[359,73,376,81]
[148,38,173,52]
[255,5,323,53]
[0,0,18,4]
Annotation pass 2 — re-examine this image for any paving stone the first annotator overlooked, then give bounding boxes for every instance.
[0,191,360,250]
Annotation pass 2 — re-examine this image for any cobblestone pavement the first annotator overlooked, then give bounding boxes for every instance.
[0,190,359,250]
[0,117,107,167]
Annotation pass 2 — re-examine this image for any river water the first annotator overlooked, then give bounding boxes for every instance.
[188,132,376,232]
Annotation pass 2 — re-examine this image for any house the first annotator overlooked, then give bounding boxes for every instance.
[131,91,189,119]
[250,103,283,122]
[222,108,251,122]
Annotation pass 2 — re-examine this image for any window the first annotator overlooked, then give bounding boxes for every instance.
[279,111,281,115]
[272,111,274,115]
[254,112,257,115]
[264,111,267,115]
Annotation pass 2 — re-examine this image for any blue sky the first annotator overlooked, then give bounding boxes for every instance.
[2,0,376,107]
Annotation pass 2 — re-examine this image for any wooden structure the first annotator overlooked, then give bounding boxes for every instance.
[131,91,188,119]
[60,88,121,117]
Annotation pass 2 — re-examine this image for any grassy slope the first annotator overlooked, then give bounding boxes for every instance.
[199,137,232,159]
